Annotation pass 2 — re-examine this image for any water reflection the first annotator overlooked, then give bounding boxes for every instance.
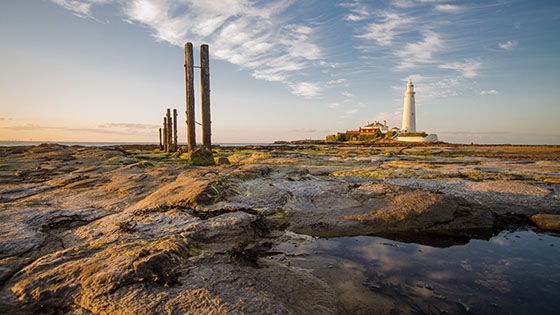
[302,230,560,314]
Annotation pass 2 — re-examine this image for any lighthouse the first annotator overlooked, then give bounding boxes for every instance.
[401,80,416,132]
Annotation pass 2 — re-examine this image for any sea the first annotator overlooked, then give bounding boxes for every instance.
[0,141,270,147]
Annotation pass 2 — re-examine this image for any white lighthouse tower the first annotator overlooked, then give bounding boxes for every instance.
[401,80,416,132]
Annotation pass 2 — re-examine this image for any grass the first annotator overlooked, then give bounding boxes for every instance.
[399,132,428,137]
[124,149,186,164]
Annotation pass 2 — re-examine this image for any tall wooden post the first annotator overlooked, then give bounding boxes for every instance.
[159,128,162,149]
[166,108,172,153]
[200,44,211,149]
[173,108,178,151]
[185,42,196,152]
[163,117,168,151]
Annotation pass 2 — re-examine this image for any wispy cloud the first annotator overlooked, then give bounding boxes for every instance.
[356,12,414,46]
[499,40,517,50]
[328,103,340,109]
[392,0,416,9]
[50,0,109,18]
[340,1,370,21]
[96,122,159,129]
[326,78,347,87]
[435,4,464,13]
[439,58,481,78]
[1,121,158,135]
[344,0,487,92]
[396,75,463,100]
[289,82,322,98]
[50,0,326,98]
[0,123,47,131]
[480,89,498,95]
[395,31,443,70]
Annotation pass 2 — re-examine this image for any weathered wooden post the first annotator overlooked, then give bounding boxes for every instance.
[200,44,211,149]
[185,42,196,152]
[173,108,178,152]
[163,117,168,151]
[159,128,162,149]
[166,108,172,153]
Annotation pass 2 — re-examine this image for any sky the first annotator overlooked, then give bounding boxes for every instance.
[1,0,559,144]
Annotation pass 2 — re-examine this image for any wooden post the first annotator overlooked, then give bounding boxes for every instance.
[185,42,196,152]
[163,117,168,151]
[200,44,211,149]
[173,108,178,151]
[159,128,162,149]
[166,108,172,153]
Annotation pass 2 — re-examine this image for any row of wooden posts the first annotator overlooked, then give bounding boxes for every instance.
[158,42,212,154]
[158,108,178,153]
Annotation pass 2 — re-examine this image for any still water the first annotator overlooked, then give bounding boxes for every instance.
[295,230,560,314]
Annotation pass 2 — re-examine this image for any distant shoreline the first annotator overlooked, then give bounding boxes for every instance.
[0,141,272,147]
[1,140,559,148]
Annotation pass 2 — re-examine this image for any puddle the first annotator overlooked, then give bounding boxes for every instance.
[276,230,560,314]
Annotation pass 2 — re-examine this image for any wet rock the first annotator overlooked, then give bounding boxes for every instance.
[531,214,560,231]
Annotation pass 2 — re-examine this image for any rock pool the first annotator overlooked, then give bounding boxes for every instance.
[276,229,560,314]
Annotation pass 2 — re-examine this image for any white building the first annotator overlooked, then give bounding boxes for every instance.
[401,80,416,132]
[397,80,439,142]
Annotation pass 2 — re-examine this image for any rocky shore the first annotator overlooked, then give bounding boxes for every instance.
[0,143,559,314]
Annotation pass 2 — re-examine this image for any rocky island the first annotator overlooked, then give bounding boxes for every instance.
[0,143,559,314]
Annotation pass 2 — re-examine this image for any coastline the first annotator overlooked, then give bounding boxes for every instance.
[0,143,559,313]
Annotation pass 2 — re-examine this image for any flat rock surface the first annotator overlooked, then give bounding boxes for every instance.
[531,213,560,231]
[0,143,559,313]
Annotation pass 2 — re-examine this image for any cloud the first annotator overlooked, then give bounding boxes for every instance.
[50,0,325,98]
[438,58,481,78]
[49,0,109,17]
[342,91,354,98]
[345,14,368,22]
[356,12,414,46]
[289,82,322,98]
[326,78,347,86]
[480,89,498,95]
[342,108,358,118]
[499,40,517,50]
[395,74,464,99]
[340,1,370,21]
[96,122,159,129]
[392,0,415,9]
[401,74,427,82]
[435,4,464,13]
[0,123,47,131]
[328,103,340,109]
[1,121,158,135]
[394,31,443,70]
